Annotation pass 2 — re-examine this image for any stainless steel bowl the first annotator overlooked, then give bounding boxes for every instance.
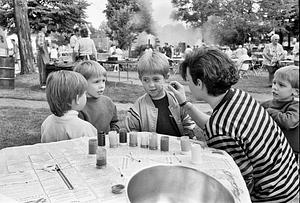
[127,165,234,203]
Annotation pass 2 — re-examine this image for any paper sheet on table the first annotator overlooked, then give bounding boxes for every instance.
[0,171,47,203]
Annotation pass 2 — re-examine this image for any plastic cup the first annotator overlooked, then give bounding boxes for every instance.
[149,133,158,150]
[180,136,191,153]
[88,138,97,154]
[109,131,119,148]
[129,132,138,147]
[191,144,204,164]
[160,136,169,152]
[119,128,127,145]
[140,132,149,148]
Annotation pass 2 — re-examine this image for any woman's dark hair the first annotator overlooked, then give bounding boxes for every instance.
[80,28,89,37]
[180,47,239,96]
[74,27,80,33]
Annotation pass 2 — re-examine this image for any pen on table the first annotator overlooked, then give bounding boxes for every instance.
[128,152,141,162]
[118,167,124,177]
[55,164,74,190]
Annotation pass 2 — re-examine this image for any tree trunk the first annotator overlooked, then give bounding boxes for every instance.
[13,0,35,74]
[128,43,132,58]
[287,32,291,49]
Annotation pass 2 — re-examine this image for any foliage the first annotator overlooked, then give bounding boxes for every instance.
[258,0,299,36]
[104,0,155,49]
[0,0,90,34]
[171,0,299,46]
[90,22,109,39]
[171,0,225,27]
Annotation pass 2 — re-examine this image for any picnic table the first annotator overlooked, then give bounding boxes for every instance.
[279,59,294,67]
[46,61,75,79]
[0,134,251,203]
[98,59,137,82]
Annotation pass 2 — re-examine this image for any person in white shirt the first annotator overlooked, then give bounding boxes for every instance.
[74,28,97,61]
[184,45,193,58]
[112,46,124,72]
[144,44,153,54]
[109,44,116,55]
[292,39,299,66]
[115,46,123,59]
[224,46,233,58]
[237,49,252,77]
[70,28,80,62]
[262,34,285,86]
[50,44,59,61]
[41,70,97,143]
[234,45,245,59]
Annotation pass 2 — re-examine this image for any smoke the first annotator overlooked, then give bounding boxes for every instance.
[131,0,205,48]
[130,0,156,35]
[155,23,202,47]
[201,15,221,46]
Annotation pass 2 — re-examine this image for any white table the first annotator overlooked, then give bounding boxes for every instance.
[0,134,251,203]
[280,60,294,66]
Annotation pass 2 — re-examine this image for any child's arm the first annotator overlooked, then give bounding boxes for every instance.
[266,103,299,130]
[110,105,119,132]
[125,106,142,132]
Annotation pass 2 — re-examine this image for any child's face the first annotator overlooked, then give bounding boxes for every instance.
[140,73,166,100]
[86,76,106,98]
[272,78,295,101]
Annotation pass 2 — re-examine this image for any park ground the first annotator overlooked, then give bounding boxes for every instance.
[0,69,272,110]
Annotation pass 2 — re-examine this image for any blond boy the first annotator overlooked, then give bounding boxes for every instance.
[125,51,195,137]
[261,65,299,154]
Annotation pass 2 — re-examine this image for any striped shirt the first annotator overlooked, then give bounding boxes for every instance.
[205,88,299,202]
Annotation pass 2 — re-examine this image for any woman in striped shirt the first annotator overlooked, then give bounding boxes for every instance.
[168,47,299,202]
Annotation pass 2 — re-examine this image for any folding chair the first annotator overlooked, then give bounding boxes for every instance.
[238,59,253,78]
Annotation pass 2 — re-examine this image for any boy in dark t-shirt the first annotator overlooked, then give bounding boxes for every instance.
[125,51,195,137]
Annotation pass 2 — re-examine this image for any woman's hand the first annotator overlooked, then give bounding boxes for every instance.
[167,81,187,104]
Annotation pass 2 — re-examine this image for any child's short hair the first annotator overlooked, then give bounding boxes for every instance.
[137,51,170,79]
[180,47,239,96]
[46,70,87,117]
[73,60,107,80]
[274,65,299,89]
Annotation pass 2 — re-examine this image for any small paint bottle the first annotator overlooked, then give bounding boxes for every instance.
[119,128,127,145]
[96,131,106,169]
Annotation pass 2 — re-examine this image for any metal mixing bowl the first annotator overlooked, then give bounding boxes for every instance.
[127,165,234,203]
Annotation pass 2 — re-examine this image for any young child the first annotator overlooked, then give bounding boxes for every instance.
[261,65,299,155]
[50,43,59,62]
[41,70,97,143]
[125,51,195,137]
[74,60,119,133]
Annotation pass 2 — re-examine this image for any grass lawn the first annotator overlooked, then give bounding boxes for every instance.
[0,71,271,149]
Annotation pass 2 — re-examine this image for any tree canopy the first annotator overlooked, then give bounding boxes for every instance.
[104,0,155,49]
[171,0,299,46]
[0,0,90,34]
